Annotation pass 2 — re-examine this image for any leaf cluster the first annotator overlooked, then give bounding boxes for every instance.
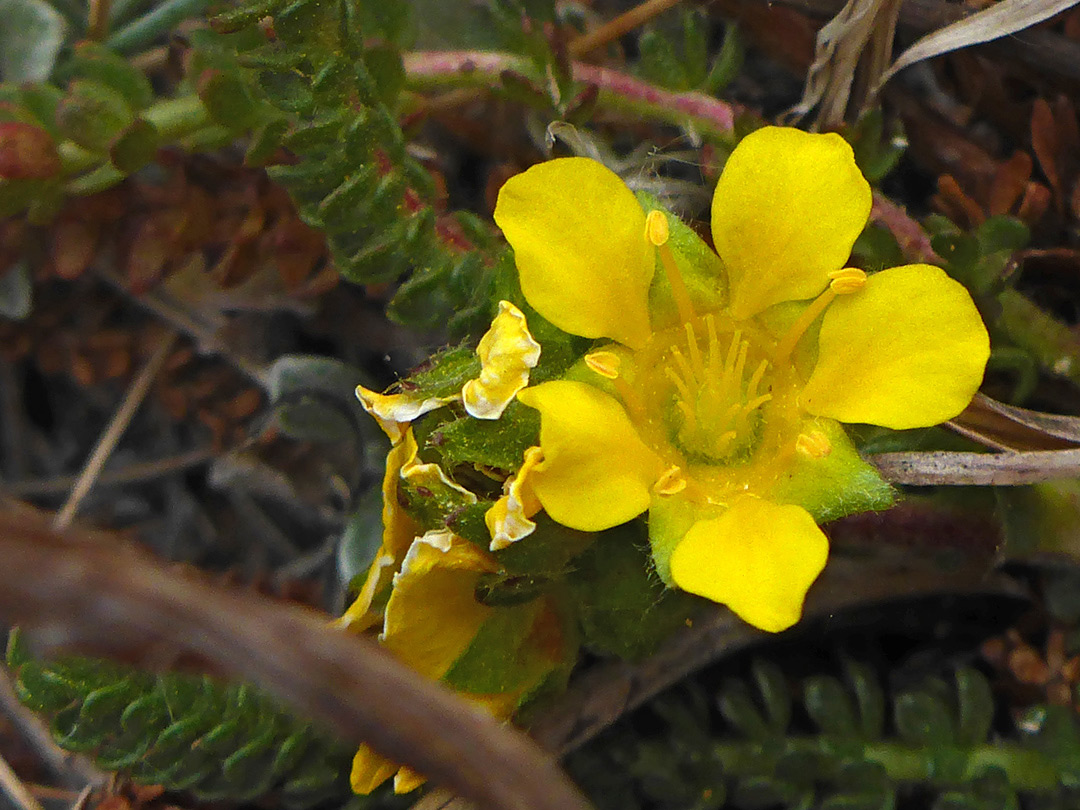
[204,0,506,337]
[5,629,361,807]
[568,659,1080,810]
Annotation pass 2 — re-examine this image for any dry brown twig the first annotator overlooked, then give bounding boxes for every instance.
[0,506,592,810]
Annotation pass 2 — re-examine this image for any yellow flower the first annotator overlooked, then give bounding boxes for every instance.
[348,529,559,794]
[493,126,989,633]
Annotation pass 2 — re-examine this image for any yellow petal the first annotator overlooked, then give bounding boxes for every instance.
[350,745,397,794]
[711,127,872,319]
[356,385,456,443]
[799,263,989,429]
[516,381,662,531]
[486,445,544,551]
[382,530,498,681]
[338,430,421,631]
[669,496,828,633]
[463,300,542,420]
[393,767,425,794]
[493,157,653,349]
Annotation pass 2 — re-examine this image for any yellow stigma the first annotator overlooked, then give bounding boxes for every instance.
[585,350,621,379]
[646,209,694,325]
[773,267,868,364]
[665,314,772,463]
[654,465,688,495]
[795,430,832,458]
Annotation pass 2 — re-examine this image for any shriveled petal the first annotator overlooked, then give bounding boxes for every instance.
[382,530,498,681]
[669,496,828,633]
[463,300,541,420]
[486,445,544,550]
[516,381,662,531]
[350,745,396,794]
[356,385,456,443]
[712,127,872,319]
[494,157,653,349]
[338,431,421,631]
[799,264,989,429]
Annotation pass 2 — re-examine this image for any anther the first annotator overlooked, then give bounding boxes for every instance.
[585,350,621,379]
[828,267,867,294]
[796,430,832,459]
[654,465,688,495]
[645,210,670,246]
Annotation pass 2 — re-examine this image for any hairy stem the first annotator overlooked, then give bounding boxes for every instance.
[403,50,739,139]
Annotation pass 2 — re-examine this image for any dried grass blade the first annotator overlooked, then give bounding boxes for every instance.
[877,0,1080,90]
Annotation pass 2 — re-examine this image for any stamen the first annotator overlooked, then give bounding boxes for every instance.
[705,315,721,376]
[796,430,833,458]
[646,209,695,325]
[653,465,688,495]
[744,393,773,412]
[670,347,696,386]
[684,322,704,378]
[664,366,694,403]
[746,358,769,399]
[585,350,621,379]
[772,268,867,365]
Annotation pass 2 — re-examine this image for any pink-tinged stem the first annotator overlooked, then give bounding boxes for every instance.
[871,192,940,264]
[403,50,739,138]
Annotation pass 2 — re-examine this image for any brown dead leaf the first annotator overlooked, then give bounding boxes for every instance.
[1031,97,1063,206]
[988,151,1033,216]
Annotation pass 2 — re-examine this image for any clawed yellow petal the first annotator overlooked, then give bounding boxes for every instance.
[463,300,541,420]
[356,386,456,443]
[494,157,653,348]
[799,264,990,428]
[516,381,662,531]
[712,127,871,319]
[382,530,498,680]
[338,430,421,632]
[669,497,828,633]
[393,767,425,794]
[486,445,544,550]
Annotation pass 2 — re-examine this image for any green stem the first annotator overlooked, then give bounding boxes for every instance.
[713,738,1064,792]
[402,50,739,140]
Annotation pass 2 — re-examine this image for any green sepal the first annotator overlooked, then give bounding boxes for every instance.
[567,523,704,660]
[767,417,895,524]
[442,599,549,694]
[406,344,482,399]
[636,191,726,329]
[431,400,540,473]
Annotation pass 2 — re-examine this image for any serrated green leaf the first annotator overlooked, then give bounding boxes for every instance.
[844,660,885,740]
[804,675,859,738]
[955,668,993,746]
[894,689,955,747]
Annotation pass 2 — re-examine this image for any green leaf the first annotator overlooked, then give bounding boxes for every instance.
[751,659,792,735]
[0,0,65,82]
[893,688,955,748]
[804,675,859,738]
[266,354,372,443]
[955,668,993,746]
[717,679,771,741]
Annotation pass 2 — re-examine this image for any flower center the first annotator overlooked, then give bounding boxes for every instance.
[662,316,772,462]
